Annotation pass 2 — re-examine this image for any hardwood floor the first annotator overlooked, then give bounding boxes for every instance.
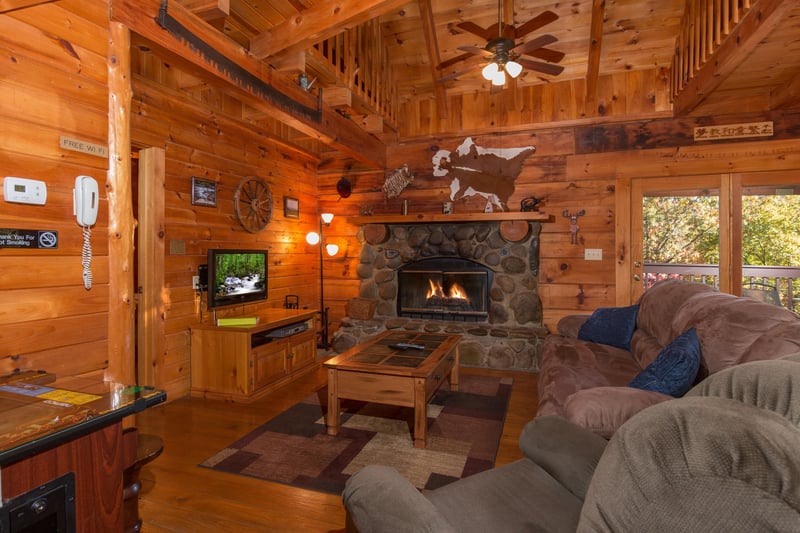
[134,363,539,532]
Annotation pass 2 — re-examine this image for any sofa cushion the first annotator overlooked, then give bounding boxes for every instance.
[537,336,641,418]
[579,396,800,532]
[564,387,673,438]
[628,328,700,397]
[578,304,639,350]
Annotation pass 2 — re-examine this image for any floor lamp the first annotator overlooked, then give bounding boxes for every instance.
[306,213,338,349]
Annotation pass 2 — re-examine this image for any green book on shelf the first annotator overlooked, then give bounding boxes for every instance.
[217,317,259,326]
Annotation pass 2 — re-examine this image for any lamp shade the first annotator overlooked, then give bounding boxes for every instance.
[481,62,499,81]
[325,243,339,256]
[505,60,523,78]
[306,231,320,245]
[321,212,334,224]
[491,68,506,86]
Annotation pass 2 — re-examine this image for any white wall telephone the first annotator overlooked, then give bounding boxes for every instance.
[73,175,99,289]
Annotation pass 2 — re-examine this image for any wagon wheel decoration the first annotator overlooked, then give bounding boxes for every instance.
[234,176,273,233]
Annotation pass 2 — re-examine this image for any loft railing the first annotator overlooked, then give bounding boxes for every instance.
[310,19,397,127]
[644,263,800,313]
[671,0,753,99]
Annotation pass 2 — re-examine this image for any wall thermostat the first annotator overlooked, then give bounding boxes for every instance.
[3,177,47,205]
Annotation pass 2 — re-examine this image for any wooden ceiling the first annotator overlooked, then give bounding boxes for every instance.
[136,0,800,161]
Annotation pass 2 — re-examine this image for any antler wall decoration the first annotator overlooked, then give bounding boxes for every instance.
[562,209,585,244]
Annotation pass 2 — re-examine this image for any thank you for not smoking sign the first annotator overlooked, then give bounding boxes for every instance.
[0,228,59,249]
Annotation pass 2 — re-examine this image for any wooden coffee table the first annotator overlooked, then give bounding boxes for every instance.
[324,330,461,449]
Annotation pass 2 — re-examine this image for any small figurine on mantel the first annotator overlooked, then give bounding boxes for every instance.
[520,196,542,212]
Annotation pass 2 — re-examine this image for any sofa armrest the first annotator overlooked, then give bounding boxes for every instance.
[564,386,674,438]
[518,416,607,500]
[342,465,457,533]
[557,314,592,338]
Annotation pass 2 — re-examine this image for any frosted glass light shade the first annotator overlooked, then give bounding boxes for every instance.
[321,212,334,224]
[325,243,339,256]
[482,62,499,81]
[306,231,320,245]
[491,69,506,86]
[505,60,522,78]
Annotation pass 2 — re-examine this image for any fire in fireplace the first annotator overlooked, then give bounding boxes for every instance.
[397,258,492,321]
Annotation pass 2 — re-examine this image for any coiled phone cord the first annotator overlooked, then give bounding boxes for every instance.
[81,225,92,289]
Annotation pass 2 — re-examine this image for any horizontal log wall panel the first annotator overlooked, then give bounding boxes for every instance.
[0,17,107,86]
[0,339,108,378]
[399,69,672,138]
[132,76,322,399]
[0,3,111,382]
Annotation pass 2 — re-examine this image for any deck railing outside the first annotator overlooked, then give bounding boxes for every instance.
[644,263,800,313]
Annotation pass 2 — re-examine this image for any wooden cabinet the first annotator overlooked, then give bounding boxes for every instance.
[190,309,318,401]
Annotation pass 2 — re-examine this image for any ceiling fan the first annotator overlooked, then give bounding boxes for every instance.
[438,3,565,87]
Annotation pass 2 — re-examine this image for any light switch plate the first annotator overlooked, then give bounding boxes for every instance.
[584,248,603,261]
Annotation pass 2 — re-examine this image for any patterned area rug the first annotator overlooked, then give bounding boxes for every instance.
[200,374,513,495]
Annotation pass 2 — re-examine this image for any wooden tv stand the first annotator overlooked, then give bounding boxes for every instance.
[190,308,318,402]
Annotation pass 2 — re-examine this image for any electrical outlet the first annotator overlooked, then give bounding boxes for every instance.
[584,248,603,261]
[192,275,200,289]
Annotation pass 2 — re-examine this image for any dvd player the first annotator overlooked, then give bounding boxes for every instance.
[266,321,309,338]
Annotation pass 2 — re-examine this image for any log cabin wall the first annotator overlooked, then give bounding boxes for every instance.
[0,2,112,380]
[130,74,322,399]
[321,103,800,335]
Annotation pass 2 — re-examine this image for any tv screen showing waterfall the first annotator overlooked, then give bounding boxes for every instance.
[207,249,268,309]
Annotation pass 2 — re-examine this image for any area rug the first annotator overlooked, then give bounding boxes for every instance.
[200,374,513,495]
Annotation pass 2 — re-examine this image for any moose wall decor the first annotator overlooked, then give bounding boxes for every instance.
[562,209,586,244]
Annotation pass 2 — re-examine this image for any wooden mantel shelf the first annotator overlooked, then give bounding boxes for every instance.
[347,212,551,225]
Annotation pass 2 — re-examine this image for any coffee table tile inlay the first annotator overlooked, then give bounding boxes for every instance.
[324,331,461,448]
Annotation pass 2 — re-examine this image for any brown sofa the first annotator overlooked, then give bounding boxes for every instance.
[343,354,800,532]
[538,278,800,436]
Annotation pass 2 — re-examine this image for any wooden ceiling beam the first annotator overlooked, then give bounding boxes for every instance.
[250,0,409,59]
[418,0,448,120]
[180,0,229,21]
[673,0,793,116]
[112,0,385,169]
[585,0,605,111]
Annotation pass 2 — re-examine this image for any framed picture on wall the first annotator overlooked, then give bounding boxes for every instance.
[191,177,217,207]
[284,196,300,219]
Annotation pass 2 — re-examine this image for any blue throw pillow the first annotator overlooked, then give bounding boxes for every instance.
[577,304,639,350]
[628,328,701,397]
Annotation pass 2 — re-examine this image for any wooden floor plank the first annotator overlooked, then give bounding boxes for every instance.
[134,363,539,532]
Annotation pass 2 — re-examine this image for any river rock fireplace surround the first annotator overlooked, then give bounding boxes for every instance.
[332,217,549,371]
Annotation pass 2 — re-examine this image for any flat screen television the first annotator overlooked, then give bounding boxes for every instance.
[207,248,268,310]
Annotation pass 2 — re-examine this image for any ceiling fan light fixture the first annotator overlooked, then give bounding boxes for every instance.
[481,62,499,81]
[491,68,506,86]
[505,60,523,78]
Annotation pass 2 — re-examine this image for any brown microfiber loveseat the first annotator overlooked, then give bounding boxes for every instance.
[538,278,800,437]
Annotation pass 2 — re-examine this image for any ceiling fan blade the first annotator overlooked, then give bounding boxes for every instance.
[524,47,565,64]
[437,61,484,83]
[513,34,558,56]
[517,58,565,76]
[514,10,559,39]
[437,52,475,71]
[456,45,492,56]
[455,21,494,41]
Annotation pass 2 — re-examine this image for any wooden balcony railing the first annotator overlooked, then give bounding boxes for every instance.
[671,0,753,99]
[310,19,397,128]
[644,263,800,312]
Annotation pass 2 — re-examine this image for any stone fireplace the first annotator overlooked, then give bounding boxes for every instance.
[333,219,548,372]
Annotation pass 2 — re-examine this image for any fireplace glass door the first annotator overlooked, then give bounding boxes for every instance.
[397,258,491,321]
